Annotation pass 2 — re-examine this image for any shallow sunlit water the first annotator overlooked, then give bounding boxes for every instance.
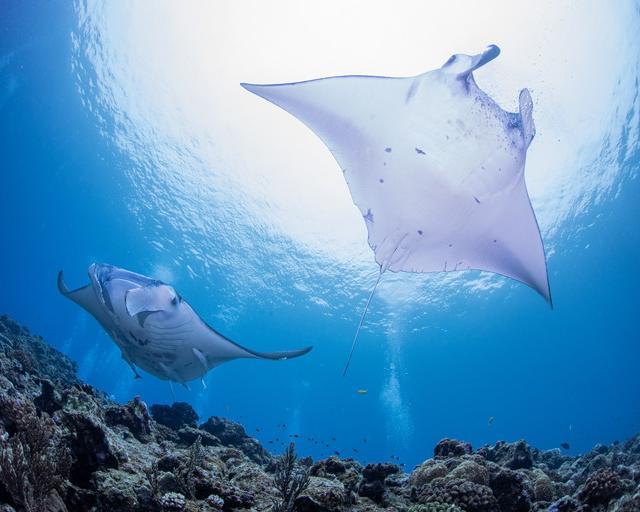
[1,1,639,467]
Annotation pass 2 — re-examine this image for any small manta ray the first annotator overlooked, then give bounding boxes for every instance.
[560,442,570,450]
[58,263,312,389]
[242,45,551,375]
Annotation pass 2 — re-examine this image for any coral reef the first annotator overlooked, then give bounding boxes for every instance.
[272,443,310,512]
[1,314,639,512]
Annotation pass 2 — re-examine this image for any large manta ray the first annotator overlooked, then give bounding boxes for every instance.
[58,263,311,387]
[242,45,550,374]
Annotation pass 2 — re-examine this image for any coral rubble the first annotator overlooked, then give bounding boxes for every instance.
[0,314,639,512]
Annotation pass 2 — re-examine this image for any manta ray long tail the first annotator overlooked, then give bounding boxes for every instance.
[342,270,384,377]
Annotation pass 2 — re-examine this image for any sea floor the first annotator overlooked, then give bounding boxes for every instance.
[0,315,638,512]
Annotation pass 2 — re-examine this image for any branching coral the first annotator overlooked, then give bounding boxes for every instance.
[176,435,204,500]
[272,442,310,512]
[0,405,71,512]
[145,458,162,505]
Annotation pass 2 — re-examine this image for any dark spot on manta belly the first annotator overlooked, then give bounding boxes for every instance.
[129,331,149,346]
[417,230,423,235]
[379,178,384,183]
[473,196,481,204]
[384,147,392,153]
[415,147,426,155]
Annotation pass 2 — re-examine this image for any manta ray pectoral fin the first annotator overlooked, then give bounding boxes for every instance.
[201,377,207,390]
[201,321,313,362]
[247,345,313,361]
[57,270,110,324]
[58,270,94,307]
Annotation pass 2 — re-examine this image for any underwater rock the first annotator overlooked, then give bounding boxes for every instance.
[310,455,349,476]
[488,469,532,512]
[411,460,450,487]
[536,449,571,471]
[416,477,499,512]
[0,315,78,389]
[61,411,120,487]
[478,440,533,470]
[34,379,63,415]
[310,456,363,494]
[449,460,490,487]
[362,462,401,481]
[532,470,555,502]
[200,416,271,464]
[358,462,401,503]
[93,469,152,511]
[150,402,199,430]
[547,495,580,512]
[296,477,347,512]
[576,468,622,506]
[177,425,220,447]
[104,396,153,442]
[434,438,474,459]
[205,480,255,510]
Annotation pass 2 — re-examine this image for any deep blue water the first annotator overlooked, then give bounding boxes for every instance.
[1,2,639,469]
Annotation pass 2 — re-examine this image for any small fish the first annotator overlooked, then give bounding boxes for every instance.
[560,442,570,450]
[356,389,368,395]
[488,416,495,427]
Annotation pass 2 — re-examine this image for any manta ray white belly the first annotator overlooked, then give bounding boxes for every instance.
[58,263,311,384]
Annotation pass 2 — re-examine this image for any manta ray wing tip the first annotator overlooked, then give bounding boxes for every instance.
[282,345,313,360]
[546,291,554,310]
[240,82,261,93]
[57,270,69,295]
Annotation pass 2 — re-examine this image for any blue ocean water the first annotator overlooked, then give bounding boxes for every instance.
[1,1,639,470]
